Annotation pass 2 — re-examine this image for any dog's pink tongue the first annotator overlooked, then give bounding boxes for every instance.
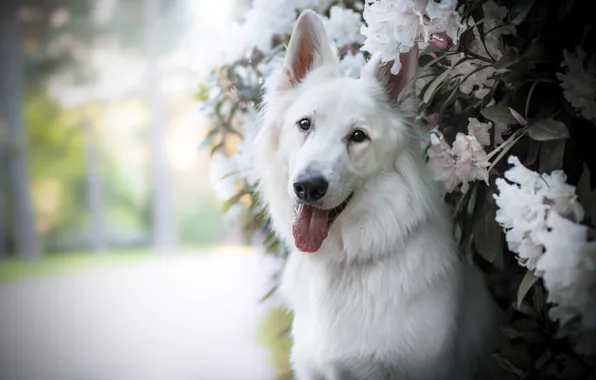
[292,204,329,253]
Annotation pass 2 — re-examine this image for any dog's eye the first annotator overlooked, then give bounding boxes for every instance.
[350,130,367,143]
[298,118,312,131]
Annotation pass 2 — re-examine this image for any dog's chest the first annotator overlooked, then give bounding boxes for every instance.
[280,252,464,376]
[282,255,429,357]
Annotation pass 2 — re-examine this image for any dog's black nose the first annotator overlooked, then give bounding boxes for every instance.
[293,177,328,202]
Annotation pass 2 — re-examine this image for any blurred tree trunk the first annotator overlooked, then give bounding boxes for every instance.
[0,161,6,260]
[145,0,177,252]
[84,119,106,254]
[0,4,40,260]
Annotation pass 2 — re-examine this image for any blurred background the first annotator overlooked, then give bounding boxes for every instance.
[0,0,290,379]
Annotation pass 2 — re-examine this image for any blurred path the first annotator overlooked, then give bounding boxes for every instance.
[0,249,277,380]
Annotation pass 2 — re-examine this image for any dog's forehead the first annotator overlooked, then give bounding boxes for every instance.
[291,77,378,118]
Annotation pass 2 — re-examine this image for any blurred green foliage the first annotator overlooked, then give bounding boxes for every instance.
[24,87,87,244]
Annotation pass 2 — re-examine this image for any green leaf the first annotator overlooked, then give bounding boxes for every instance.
[423,68,452,104]
[259,285,278,302]
[210,142,225,156]
[481,106,518,124]
[539,140,565,173]
[194,83,210,102]
[527,119,569,141]
[517,270,539,308]
[221,190,248,213]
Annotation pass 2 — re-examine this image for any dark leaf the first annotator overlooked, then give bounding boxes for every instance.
[525,139,541,166]
[528,119,569,141]
[534,351,551,370]
[501,327,524,339]
[512,318,537,334]
[492,354,527,377]
[521,42,549,64]
[533,284,545,318]
[509,108,528,126]
[474,195,503,264]
[511,0,537,25]
[539,140,565,173]
[578,163,596,223]
[495,48,521,69]
[481,106,518,124]
[512,301,538,318]
[517,270,539,308]
[423,68,452,104]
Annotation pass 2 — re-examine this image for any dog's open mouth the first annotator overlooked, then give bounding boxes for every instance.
[292,192,354,253]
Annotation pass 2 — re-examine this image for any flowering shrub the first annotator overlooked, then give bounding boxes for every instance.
[198,0,596,377]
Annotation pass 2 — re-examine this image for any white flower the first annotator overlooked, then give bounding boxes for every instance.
[340,51,366,78]
[557,46,596,123]
[425,0,457,19]
[240,0,296,54]
[427,131,459,192]
[426,130,489,193]
[238,0,338,56]
[451,133,490,192]
[323,6,365,48]
[494,156,596,353]
[422,0,462,48]
[534,212,596,354]
[502,155,540,188]
[494,157,584,259]
[360,0,421,74]
[361,0,464,74]
[494,175,548,269]
[467,117,492,146]
[294,0,336,11]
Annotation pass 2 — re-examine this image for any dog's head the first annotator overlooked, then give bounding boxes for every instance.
[255,10,426,255]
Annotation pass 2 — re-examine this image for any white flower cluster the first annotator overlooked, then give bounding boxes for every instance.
[448,0,513,99]
[323,6,365,48]
[223,0,338,63]
[426,118,491,193]
[321,5,367,78]
[340,51,367,78]
[557,46,596,123]
[494,156,596,354]
[233,0,365,60]
[360,0,462,74]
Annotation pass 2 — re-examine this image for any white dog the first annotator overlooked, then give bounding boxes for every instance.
[252,10,498,380]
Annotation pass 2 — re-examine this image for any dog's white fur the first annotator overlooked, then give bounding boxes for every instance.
[252,10,497,380]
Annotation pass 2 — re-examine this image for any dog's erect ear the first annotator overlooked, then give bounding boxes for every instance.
[365,45,419,114]
[279,10,336,89]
